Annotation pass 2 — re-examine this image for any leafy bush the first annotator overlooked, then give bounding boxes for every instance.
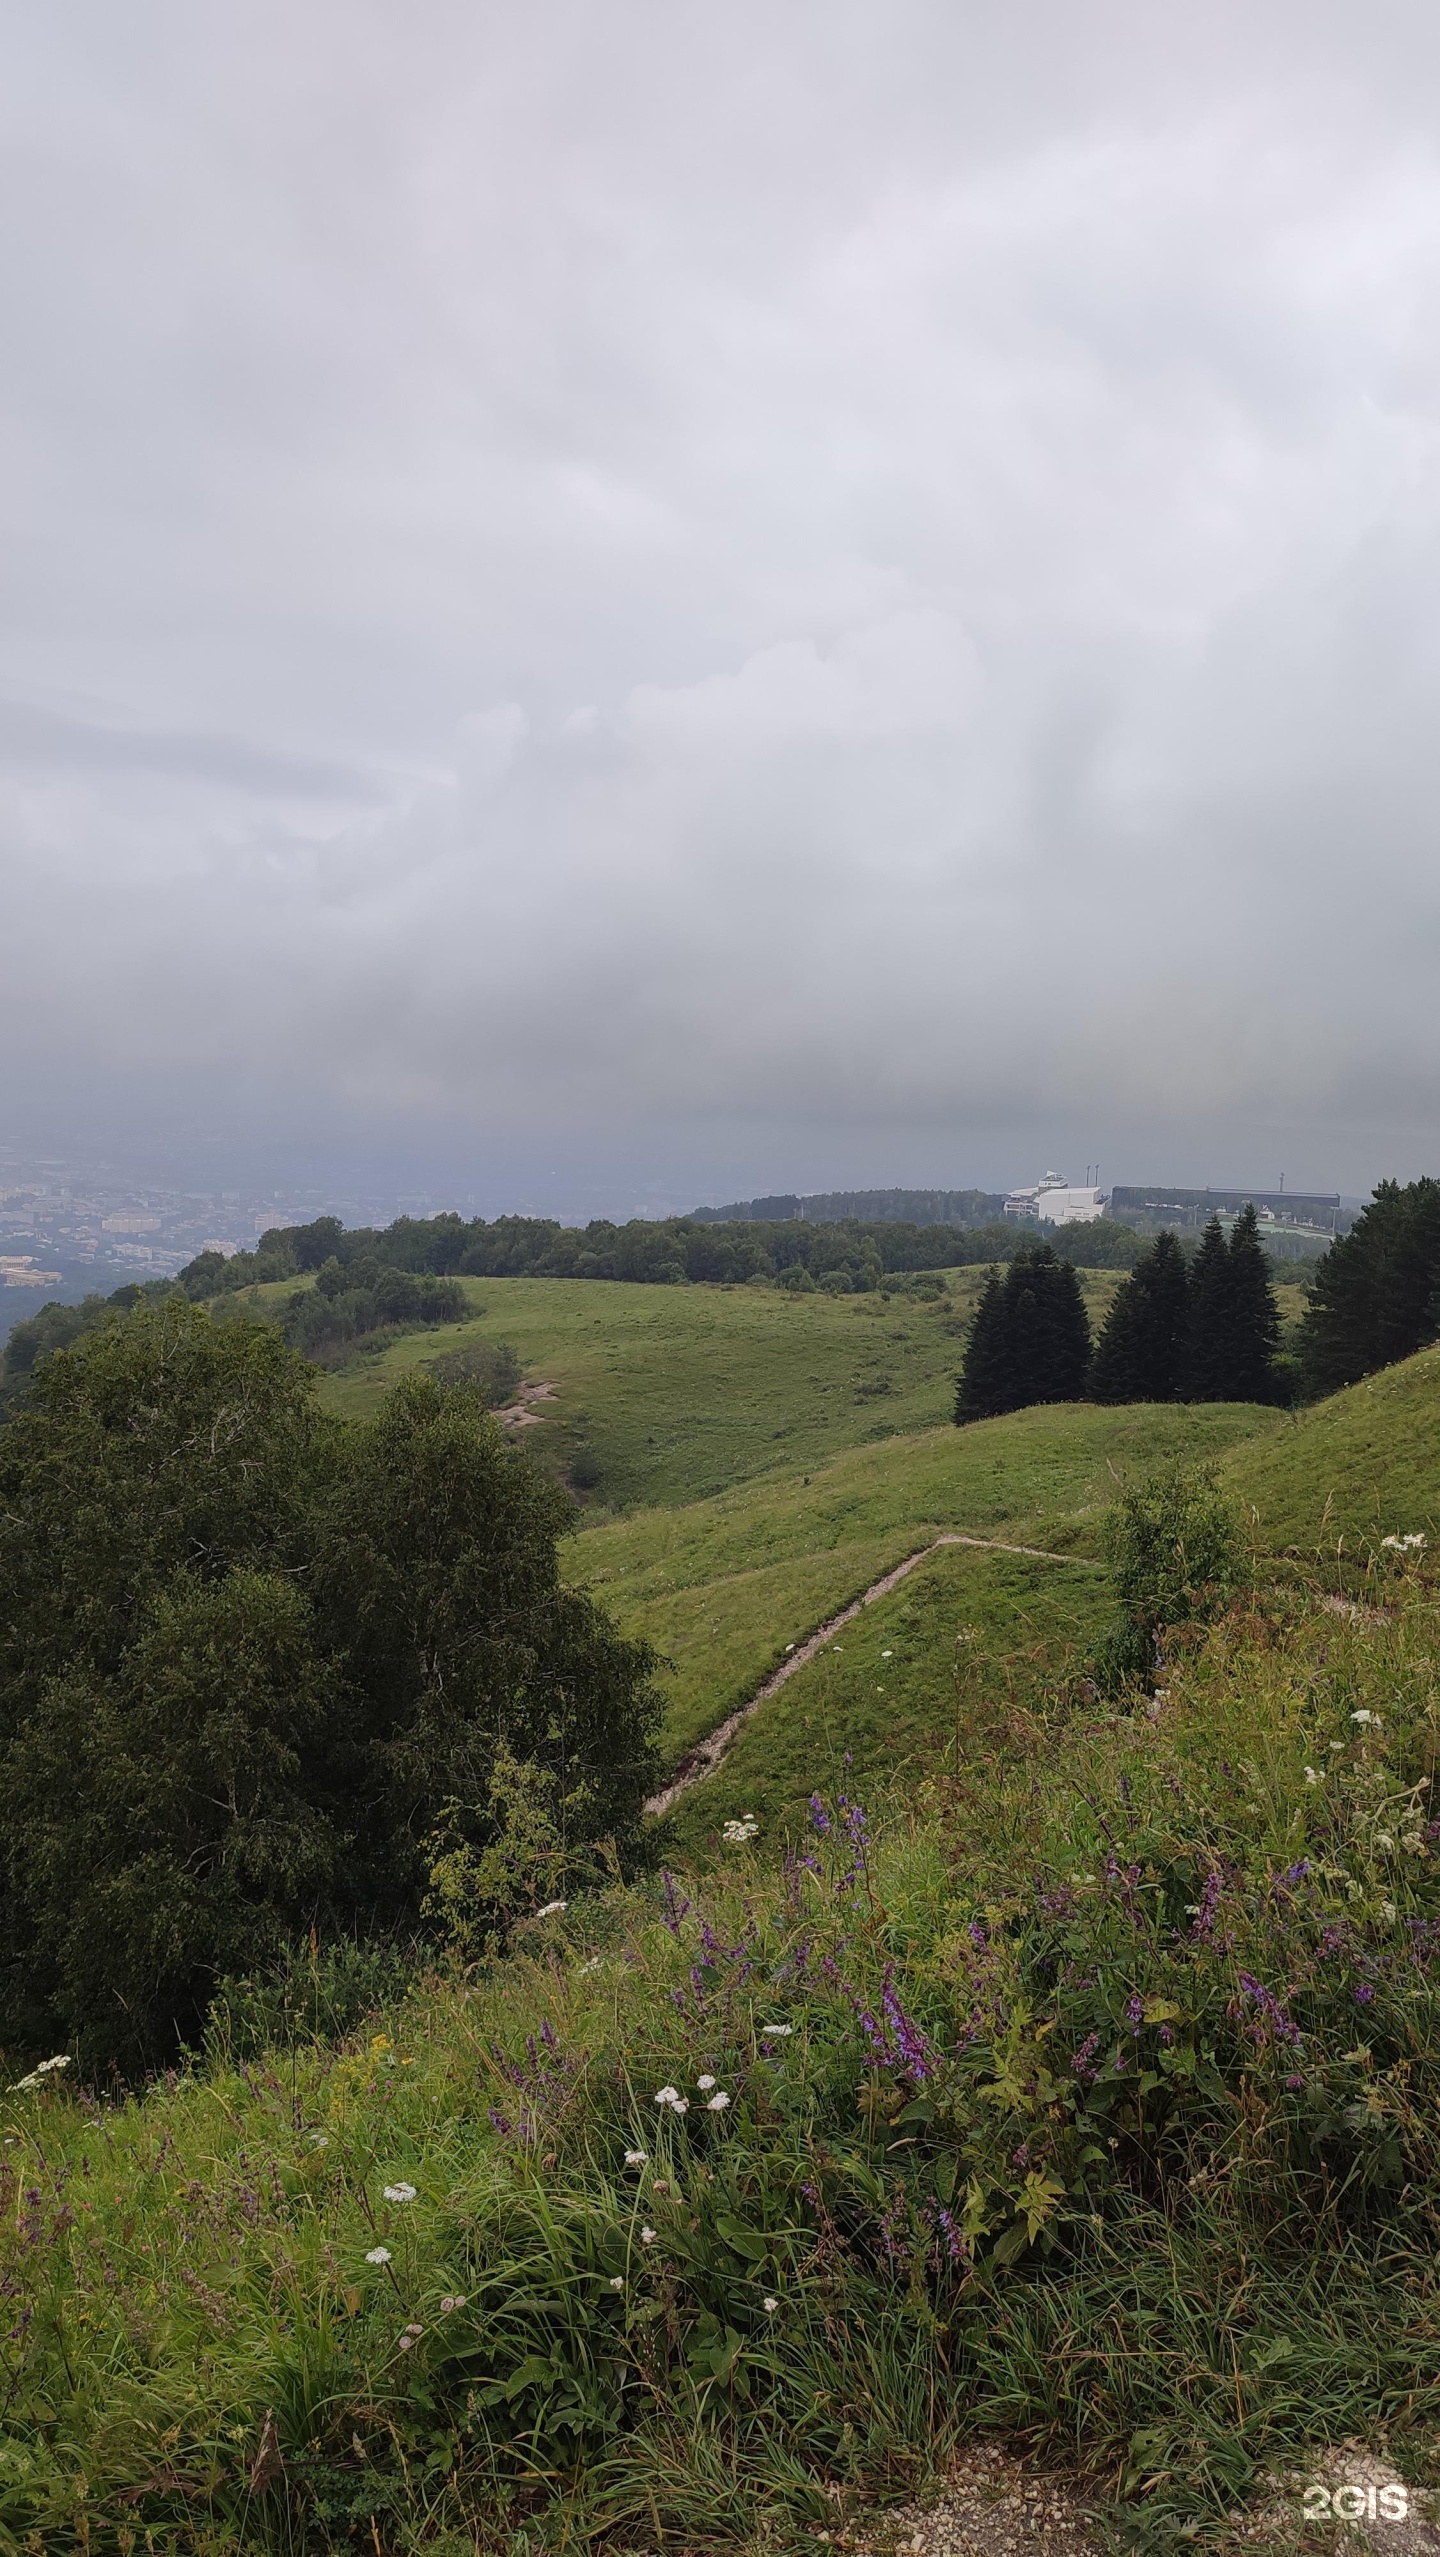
[1095,1458,1247,1688]
[0,1301,660,2075]
[426,1335,522,1405]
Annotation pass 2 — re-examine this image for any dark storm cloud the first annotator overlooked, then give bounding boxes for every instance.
[4,0,1440,1201]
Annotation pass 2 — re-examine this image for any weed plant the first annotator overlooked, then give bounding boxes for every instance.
[4,1551,1440,2550]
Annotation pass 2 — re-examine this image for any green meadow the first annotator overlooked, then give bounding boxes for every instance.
[309,1266,1132,1506]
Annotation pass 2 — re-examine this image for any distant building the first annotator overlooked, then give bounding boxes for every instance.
[1004,1173,1108,1227]
[1109,1184,1347,1241]
[0,1256,64,1287]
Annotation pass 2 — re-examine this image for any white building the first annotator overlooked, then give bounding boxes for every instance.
[1004,1172,1109,1227]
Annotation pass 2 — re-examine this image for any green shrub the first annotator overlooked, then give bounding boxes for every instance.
[1095,1458,1247,1688]
[0,1301,660,2076]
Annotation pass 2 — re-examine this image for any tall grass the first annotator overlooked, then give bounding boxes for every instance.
[4,1550,1440,2551]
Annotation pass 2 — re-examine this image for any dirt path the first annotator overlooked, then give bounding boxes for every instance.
[645,1530,1093,1819]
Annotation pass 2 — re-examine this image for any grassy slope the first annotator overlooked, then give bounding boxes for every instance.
[658,1538,1116,1860]
[579,1399,1280,1764]
[8,1584,1440,2548]
[1224,1341,1440,1550]
[310,1267,1131,1509]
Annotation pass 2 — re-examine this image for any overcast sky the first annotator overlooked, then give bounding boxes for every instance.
[5,2,1440,1213]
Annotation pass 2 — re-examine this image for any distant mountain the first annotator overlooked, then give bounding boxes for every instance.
[690,1187,1006,1227]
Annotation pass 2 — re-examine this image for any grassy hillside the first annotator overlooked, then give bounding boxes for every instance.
[7,1573,1440,2550]
[1224,1341,1440,1551]
[658,1536,1115,1859]
[579,1399,1281,1763]
[304,1268,1141,1509]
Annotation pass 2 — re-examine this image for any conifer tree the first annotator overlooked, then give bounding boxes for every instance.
[1089,1230,1191,1403]
[954,1246,1090,1423]
[1224,1203,1281,1403]
[954,1269,1011,1422]
[1302,1177,1440,1391]
[1183,1214,1235,1401]
[1007,1244,1091,1405]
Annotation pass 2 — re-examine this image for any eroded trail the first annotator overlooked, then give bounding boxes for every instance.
[645,1530,1091,1818]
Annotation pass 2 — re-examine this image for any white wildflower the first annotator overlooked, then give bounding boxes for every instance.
[1351,1710,1374,1725]
[439,2295,467,2312]
[11,2054,70,2092]
[624,2148,648,2167]
[654,2086,681,2107]
[697,2074,716,2091]
[881,1650,893,1659]
[763,2296,779,2313]
[536,1900,568,1918]
[383,2183,417,2203]
[1382,1532,1426,1552]
[365,2247,392,2266]
[671,2096,689,2113]
[706,2091,730,2111]
[1304,1767,1322,1786]
[307,2130,331,2146]
[398,2334,415,2351]
[722,1814,760,1846]
[760,2023,793,2038]
[610,2275,623,2289]
[640,2226,657,2245]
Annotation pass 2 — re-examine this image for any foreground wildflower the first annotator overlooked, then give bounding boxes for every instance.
[383,2182,418,2203]
[10,2054,70,2092]
[706,2091,731,2110]
[365,2247,392,2266]
[722,1813,760,1845]
[624,2148,648,2166]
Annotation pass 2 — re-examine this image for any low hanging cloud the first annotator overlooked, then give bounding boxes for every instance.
[4,0,1440,1202]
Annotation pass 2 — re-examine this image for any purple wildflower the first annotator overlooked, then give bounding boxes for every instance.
[1237,1971,1302,2046]
[880,1968,934,2081]
[1355,1981,1376,2005]
[809,1794,832,1836]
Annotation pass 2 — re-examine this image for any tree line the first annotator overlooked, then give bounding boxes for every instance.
[956,1208,1283,1420]
[175,1206,1150,1305]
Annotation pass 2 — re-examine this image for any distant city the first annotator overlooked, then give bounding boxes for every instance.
[0,1148,470,1335]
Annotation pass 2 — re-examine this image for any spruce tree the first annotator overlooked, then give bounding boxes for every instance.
[1224,1204,1281,1403]
[1183,1214,1235,1401]
[1302,1177,1440,1391]
[1008,1244,1091,1404]
[954,1270,1012,1422]
[1090,1230,1191,1403]
[957,1246,1090,1422]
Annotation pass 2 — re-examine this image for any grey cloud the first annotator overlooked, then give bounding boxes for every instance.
[4,0,1440,1203]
